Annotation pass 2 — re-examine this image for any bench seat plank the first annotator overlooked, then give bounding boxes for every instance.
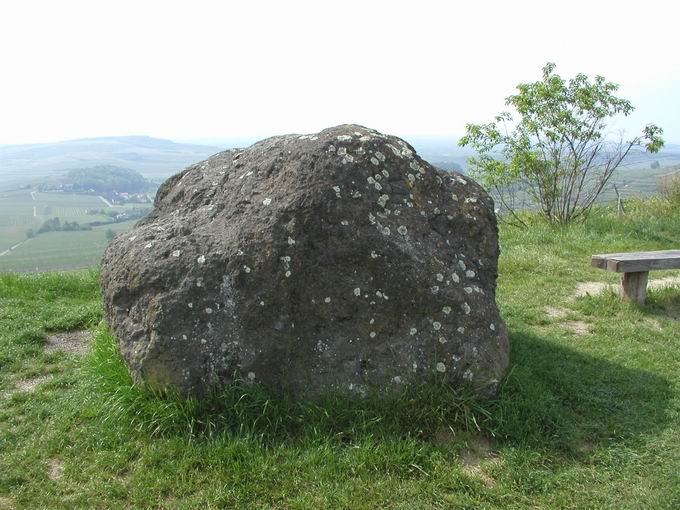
[592,250,680,273]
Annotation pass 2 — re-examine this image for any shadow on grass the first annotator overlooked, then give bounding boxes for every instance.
[497,329,673,453]
[80,324,673,455]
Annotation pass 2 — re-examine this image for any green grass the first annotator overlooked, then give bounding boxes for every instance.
[1,198,679,508]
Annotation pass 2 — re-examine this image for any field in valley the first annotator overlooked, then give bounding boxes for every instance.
[0,189,139,272]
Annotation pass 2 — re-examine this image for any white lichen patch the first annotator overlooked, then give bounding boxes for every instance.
[288,236,296,245]
[466,270,476,278]
[378,194,389,207]
[369,332,376,338]
[439,336,447,344]
[144,242,153,249]
[172,250,181,257]
[431,285,440,294]
[433,321,442,331]
[490,323,496,331]
[410,328,418,336]
[341,220,349,226]
[381,226,390,235]
[457,326,465,333]
[243,265,251,273]
[333,186,342,197]
[337,135,352,141]
[370,157,380,166]
[205,307,213,314]
[386,143,403,157]
[458,260,466,271]
[442,306,452,315]
[452,272,460,283]
[463,369,473,381]
[436,273,444,282]
[436,362,446,373]
[397,225,408,235]
[247,372,256,380]
[464,287,473,294]
[374,151,386,162]
[463,302,471,315]
[285,270,292,278]
[197,255,206,264]
[324,297,331,303]
[370,250,379,258]
[188,303,193,308]
[262,198,272,206]
[353,287,361,296]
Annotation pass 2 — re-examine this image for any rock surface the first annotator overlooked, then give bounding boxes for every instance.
[101,125,509,397]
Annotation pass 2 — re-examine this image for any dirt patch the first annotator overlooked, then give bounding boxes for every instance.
[648,275,680,291]
[642,318,664,331]
[433,429,498,487]
[563,320,590,336]
[45,330,93,356]
[574,281,612,298]
[16,375,52,393]
[0,496,15,510]
[460,435,497,488]
[574,275,680,300]
[545,306,569,319]
[46,458,64,481]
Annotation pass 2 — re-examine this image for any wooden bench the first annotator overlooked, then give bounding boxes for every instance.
[591,250,680,304]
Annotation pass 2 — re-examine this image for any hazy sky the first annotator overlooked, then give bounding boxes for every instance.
[1,0,678,145]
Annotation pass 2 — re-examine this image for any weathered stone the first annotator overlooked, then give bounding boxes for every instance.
[100,125,509,398]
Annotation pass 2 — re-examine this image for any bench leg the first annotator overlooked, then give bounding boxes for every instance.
[620,271,649,304]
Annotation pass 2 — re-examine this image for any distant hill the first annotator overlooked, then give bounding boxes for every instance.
[2,134,678,192]
[0,136,222,187]
[37,165,152,194]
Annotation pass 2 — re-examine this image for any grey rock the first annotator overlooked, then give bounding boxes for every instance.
[101,125,509,398]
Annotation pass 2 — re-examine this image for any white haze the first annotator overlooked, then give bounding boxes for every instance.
[1,0,678,145]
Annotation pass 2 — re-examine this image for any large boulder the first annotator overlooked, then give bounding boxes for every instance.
[101,125,509,398]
